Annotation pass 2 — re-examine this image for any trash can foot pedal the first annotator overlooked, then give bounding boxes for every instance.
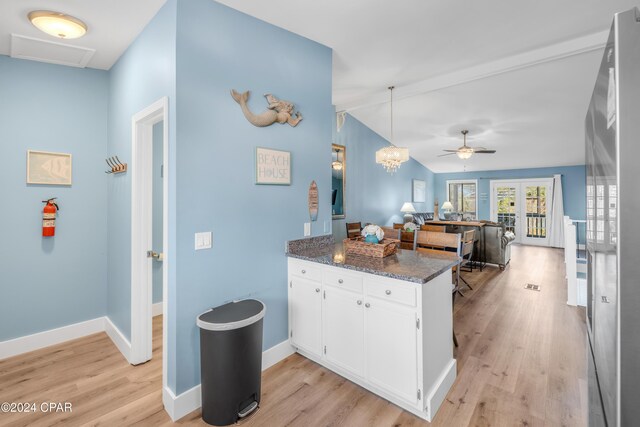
[238,401,258,419]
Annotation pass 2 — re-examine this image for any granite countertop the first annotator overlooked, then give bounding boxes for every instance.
[286,237,459,284]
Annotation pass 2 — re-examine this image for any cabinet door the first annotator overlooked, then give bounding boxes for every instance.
[323,286,365,377]
[365,297,418,404]
[290,277,322,357]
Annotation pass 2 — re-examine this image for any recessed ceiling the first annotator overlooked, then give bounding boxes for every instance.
[0,0,167,69]
[216,0,637,172]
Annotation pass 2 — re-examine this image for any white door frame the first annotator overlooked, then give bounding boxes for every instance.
[490,178,552,246]
[131,96,169,388]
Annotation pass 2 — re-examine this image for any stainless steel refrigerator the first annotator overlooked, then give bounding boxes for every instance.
[585,7,640,427]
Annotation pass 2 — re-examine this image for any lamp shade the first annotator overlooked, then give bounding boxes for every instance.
[400,202,416,213]
[441,201,453,211]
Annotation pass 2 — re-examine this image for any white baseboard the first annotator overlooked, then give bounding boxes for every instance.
[425,359,457,421]
[152,302,163,317]
[164,339,293,421]
[104,317,132,363]
[262,339,295,371]
[0,317,105,360]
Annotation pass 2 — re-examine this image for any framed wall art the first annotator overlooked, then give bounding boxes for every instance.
[255,147,291,185]
[27,150,72,185]
[412,179,426,203]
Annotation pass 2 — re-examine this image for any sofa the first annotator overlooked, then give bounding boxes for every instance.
[411,212,435,224]
[480,221,515,269]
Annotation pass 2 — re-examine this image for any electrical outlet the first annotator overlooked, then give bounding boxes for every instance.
[324,220,331,234]
[304,222,311,237]
[195,231,212,250]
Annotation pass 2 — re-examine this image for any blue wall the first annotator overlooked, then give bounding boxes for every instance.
[152,122,163,304]
[172,0,333,393]
[434,165,587,221]
[0,56,108,340]
[332,114,436,240]
[107,0,176,353]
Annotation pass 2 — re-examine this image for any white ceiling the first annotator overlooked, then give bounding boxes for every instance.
[0,0,166,70]
[2,1,637,172]
[216,0,638,172]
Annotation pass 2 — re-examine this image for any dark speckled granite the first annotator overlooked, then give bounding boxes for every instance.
[286,242,459,284]
[286,235,334,253]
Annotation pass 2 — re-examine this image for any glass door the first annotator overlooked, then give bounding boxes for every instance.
[494,183,519,239]
[521,183,550,246]
[491,179,552,246]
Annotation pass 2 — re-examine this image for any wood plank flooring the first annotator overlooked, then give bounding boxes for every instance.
[0,245,587,426]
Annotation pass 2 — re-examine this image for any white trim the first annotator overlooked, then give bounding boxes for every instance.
[0,317,104,360]
[130,97,169,370]
[105,317,132,363]
[163,339,294,421]
[445,179,478,217]
[262,340,295,371]
[423,359,457,421]
[152,302,163,317]
[337,30,608,112]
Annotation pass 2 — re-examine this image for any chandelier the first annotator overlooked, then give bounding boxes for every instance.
[376,86,409,173]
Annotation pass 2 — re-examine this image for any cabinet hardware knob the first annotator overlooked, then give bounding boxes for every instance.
[301,270,306,274]
[357,300,362,305]
[385,290,391,295]
[365,303,371,308]
[315,288,320,293]
[338,279,344,284]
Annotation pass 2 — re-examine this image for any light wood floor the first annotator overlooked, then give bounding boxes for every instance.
[0,245,587,426]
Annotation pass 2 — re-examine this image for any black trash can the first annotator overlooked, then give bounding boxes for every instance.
[197,299,265,426]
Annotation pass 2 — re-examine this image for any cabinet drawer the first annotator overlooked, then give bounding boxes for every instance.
[289,260,322,282]
[323,269,363,293]
[365,280,416,307]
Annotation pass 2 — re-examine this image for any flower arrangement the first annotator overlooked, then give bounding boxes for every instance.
[403,222,418,232]
[361,224,384,243]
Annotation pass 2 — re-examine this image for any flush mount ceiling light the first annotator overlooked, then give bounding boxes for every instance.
[375,86,409,174]
[28,10,87,39]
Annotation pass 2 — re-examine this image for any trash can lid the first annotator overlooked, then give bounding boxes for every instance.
[197,299,265,331]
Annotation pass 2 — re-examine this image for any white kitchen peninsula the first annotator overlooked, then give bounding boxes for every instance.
[285,235,458,422]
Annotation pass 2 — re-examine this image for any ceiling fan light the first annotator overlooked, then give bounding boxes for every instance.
[456,147,473,160]
[28,10,87,39]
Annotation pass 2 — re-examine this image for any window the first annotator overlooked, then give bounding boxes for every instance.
[447,180,477,219]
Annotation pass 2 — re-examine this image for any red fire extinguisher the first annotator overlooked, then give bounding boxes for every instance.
[42,198,59,237]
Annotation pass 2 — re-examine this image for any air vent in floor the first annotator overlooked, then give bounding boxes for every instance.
[524,283,540,291]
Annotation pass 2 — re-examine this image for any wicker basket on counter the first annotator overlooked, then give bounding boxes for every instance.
[343,236,398,258]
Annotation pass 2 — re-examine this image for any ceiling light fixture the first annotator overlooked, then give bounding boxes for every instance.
[376,86,409,174]
[332,153,343,171]
[28,10,87,39]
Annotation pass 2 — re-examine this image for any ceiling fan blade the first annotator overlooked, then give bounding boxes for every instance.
[473,149,496,154]
[442,149,459,153]
[437,153,457,157]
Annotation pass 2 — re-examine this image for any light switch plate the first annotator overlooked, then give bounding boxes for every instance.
[304,222,311,237]
[195,231,212,250]
[324,220,331,234]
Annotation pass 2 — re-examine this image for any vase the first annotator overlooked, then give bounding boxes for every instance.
[364,234,379,244]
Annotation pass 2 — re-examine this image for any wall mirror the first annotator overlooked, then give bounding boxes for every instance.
[331,144,346,219]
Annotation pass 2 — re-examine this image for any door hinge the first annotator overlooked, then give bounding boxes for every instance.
[416,318,420,329]
[417,389,421,400]
[324,345,327,354]
[289,281,292,288]
[323,290,326,299]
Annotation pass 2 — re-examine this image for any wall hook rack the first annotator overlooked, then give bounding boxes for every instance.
[105,156,127,174]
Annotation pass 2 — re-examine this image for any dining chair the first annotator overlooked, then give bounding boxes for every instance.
[456,230,475,291]
[416,231,462,347]
[380,226,400,242]
[345,222,362,239]
[420,224,446,232]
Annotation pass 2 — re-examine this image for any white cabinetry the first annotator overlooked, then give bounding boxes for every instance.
[287,258,456,422]
[323,285,364,377]
[289,275,322,357]
[365,297,418,404]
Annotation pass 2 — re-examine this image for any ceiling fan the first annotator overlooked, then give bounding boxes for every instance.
[439,130,496,159]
